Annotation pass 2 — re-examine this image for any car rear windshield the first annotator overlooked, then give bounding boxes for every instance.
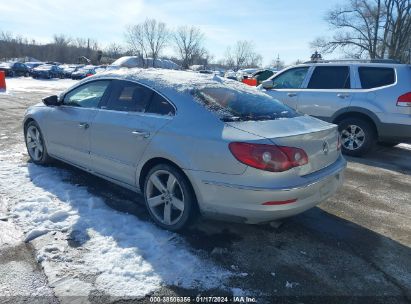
[193,86,300,121]
[358,67,395,89]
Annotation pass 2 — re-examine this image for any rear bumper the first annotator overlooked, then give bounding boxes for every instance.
[186,156,347,224]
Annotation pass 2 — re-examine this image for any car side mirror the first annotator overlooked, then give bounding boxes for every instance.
[261,80,274,89]
[42,95,60,106]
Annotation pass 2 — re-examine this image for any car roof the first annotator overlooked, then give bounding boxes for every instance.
[297,62,408,68]
[77,68,270,101]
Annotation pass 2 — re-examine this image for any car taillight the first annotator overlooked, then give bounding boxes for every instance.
[228,142,308,172]
[337,134,342,150]
[397,92,411,106]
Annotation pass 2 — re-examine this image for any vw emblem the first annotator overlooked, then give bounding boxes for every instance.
[322,141,329,155]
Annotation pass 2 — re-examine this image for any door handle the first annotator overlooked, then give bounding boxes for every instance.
[337,93,350,99]
[287,93,297,97]
[78,122,89,129]
[132,130,150,138]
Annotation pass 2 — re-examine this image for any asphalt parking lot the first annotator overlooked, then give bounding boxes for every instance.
[0,78,410,303]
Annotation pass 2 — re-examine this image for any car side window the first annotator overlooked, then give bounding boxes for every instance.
[358,67,395,89]
[271,67,309,89]
[105,81,153,112]
[63,80,110,108]
[146,92,175,115]
[307,66,350,89]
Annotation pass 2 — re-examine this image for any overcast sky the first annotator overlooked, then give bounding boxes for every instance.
[0,0,343,65]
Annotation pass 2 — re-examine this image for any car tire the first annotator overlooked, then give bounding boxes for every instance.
[338,118,376,157]
[377,141,400,147]
[24,121,52,165]
[144,163,198,231]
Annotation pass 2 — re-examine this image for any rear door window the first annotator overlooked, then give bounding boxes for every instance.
[105,81,153,112]
[307,66,351,89]
[146,92,175,115]
[358,67,395,89]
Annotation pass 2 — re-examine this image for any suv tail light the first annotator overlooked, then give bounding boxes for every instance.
[337,134,342,150]
[397,92,411,107]
[229,142,308,172]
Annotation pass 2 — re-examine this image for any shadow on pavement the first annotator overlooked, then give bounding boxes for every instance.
[26,158,411,303]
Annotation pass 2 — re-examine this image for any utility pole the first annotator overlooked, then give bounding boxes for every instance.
[276,54,280,70]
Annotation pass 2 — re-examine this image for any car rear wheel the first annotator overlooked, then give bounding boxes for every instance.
[24,121,51,165]
[338,118,376,157]
[144,164,197,231]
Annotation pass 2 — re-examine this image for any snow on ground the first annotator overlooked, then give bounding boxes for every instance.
[398,143,411,151]
[0,144,231,297]
[3,77,77,94]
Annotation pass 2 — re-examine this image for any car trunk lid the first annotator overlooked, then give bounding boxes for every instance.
[226,115,340,175]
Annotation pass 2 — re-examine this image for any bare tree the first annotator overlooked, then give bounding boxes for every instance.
[312,0,411,62]
[105,42,124,59]
[125,19,168,67]
[224,41,262,70]
[172,26,205,69]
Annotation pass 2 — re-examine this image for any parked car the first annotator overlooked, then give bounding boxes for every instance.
[253,69,277,85]
[261,60,411,156]
[236,68,259,81]
[60,65,83,78]
[25,62,43,71]
[224,70,237,80]
[31,64,63,79]
[0,62,30,77]
[198,70,214,74]
[23,70,346,230]
[71,66,96,80]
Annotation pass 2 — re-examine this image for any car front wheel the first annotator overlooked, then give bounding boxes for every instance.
[144,164,197,231]
[24,121,51,165]
[338,118,376,157]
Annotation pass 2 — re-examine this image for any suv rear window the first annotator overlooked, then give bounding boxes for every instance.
[193,86,299,121]
[308,66,350,89]
[358,67,395,89]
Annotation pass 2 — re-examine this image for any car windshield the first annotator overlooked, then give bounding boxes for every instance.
[193,86,299,121]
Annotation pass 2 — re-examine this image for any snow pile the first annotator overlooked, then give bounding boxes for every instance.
[0,144,231,297]
[4,77,77,93]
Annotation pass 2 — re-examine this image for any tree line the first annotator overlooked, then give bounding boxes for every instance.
[2,0,410,68]
[312,0,411,63]
[0,19,264,70]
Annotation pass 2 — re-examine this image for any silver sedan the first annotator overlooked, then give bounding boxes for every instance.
[23,69,346,230]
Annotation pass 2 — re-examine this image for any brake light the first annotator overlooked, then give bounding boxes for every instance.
[397,92,411,106]
[228,142,308,172]
[337,134,342,150]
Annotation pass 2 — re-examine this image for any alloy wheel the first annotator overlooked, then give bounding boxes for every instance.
[26,125,44,161]
[145,170,185,226]
[341,124,365,151]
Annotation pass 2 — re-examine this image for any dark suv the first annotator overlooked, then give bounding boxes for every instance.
[0,62,30,77]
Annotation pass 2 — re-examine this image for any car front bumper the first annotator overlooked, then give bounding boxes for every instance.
[185,155,347,224]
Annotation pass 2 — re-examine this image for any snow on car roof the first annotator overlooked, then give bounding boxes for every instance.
[91,68,266,97]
